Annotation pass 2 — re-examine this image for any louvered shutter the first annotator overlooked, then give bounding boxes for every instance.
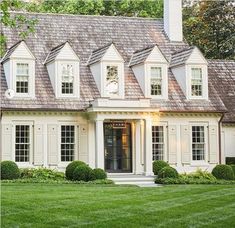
[181,125,191,164]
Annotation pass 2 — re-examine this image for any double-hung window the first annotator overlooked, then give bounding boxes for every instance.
[192,126,205,161]
[151,67,162,96]
[15,125,30,162]
[152,126,164,160]
[61,64,74,94]
[191,68,202,97]
[106,65,119,96]
[16,63,29,94]
[61,125,75,162]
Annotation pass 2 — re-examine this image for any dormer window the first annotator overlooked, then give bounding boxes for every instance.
[16,63,29,94]
[130,45,168,99]
[61,63,74,94]
[191,68,202,97]
[1,41,36,98]
[150,67,162,96]
[88,43,124,99]
[44,42,80,99]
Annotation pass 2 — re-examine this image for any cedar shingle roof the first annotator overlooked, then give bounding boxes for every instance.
[0,40,22,63]
[170,46,195,67]
[44,42,67,64]
[87,43,112,66]
[0,12,229,117]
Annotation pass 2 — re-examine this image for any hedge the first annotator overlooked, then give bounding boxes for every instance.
[65,160,87,180]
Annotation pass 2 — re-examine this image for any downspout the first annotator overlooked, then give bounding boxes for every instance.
[218,113,225,164]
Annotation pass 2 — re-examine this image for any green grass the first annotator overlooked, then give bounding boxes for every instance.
[1,183,235,228]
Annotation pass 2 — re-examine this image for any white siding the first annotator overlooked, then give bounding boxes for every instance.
[186,48,208,65]
[56,43,79,61]
[102,45,123,62]
[171,65,186,95]
[131,64,145,95]
[146,46,168,63]
[11,42,35,59]
[3,60,11,88]
[46,62,56,92]
[90,62,102,94]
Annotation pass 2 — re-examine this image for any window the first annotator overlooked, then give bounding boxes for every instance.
[16,63,29,93]
[151,67,162,96]
[15,125,30,162]
[152,126,164,160]
[106,65,119,95]
[192,126,205,161]
[191,68,202,96]
[61,64,74,94]
[61,125,75,162]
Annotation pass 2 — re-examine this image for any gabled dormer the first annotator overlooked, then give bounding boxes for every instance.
[1,40,36,98]
[44,42,80,98]
[129,45,168,99]
[87,43,125,99]
[170,46,208,100]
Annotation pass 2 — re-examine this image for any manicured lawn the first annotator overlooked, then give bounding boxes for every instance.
[1,183,235,228]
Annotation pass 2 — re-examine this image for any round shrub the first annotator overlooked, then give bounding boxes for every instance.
[153,160,169,175]
[73,165,93,182]
[158,166,178,179]
[212,164,234,180]
[1,161,20,180]
[65,160,86,180]
[92,168,107,180]
[230,165,235,178]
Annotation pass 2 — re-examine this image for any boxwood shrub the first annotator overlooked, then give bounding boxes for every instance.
[230,165,235,177]
[92,168,107,180]
[153,160,169,175]
[65,160,87,180]
[73,165,93,182]
[1,161,20,180]
[158,166,178,179]
[212,164,234,180]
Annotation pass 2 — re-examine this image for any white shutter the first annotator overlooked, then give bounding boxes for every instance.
[208,125,218,163]
[1,124,13,161]
[34,124,44,165]
[48,124,58,165]
[181,125,191,164]
[168,125,177,164]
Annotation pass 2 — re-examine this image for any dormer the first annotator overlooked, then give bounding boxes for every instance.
[170,46,208,100]
[129,45,168,99]
[87,43,124,99]
[1,40,36,98]
[44,42,80,98]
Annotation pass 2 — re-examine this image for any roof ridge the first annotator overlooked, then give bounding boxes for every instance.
[9,10,163,21]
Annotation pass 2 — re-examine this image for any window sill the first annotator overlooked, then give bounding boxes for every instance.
[190,161,209,167]
[16,162,34,168]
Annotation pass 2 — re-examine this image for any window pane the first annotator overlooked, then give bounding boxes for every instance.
[106,66,119,95]
[15,125,30,162]
[192,126,205,161]
[152,126,164,160]
[61,64,74,94]
[191,68,202,96]
[151,67,162,96]
[16,63,29,94]
[61,125,75,162]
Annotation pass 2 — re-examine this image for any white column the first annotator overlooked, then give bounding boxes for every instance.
[95,119,104,169]
[144,117,153,176]
[88,121,96,168]
[135,120,143,174]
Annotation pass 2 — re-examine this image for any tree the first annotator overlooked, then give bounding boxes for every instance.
[183,0,234,60]
[0,0,37,56]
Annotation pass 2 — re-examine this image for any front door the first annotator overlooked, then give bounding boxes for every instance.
[104,122,132,173]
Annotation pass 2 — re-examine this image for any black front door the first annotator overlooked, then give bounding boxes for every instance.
[104,123,132,173]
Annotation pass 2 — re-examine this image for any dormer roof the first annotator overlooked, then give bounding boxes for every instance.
[87,43,124,66]
[44,41,79,64]
[170,46,208,68]
[1,40,35,63]
[129,45,168,67]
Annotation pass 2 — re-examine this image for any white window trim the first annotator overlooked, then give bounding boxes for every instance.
[146,63,168,99]
[12,121,34,167]
[12,59,35,98]
[102,61,124,99]
[187,64,208,100]
[152,122,168,162]
[58,122,79,167]
[190,122,209,165]
[57,61,80,98]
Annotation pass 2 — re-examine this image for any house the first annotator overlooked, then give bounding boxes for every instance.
[0,0,234,176]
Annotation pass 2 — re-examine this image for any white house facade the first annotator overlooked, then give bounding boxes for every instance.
[1,0,234,175]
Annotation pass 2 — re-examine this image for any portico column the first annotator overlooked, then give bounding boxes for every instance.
[144,117,153,176]
[95,119,104,169]
[135,120,143,174]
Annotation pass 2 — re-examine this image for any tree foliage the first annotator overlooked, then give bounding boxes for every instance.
[183,0,235,60]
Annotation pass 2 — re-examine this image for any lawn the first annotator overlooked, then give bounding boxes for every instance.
[1,183,235,228]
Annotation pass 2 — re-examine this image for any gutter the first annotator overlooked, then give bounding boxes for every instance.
[218,113,225,164]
